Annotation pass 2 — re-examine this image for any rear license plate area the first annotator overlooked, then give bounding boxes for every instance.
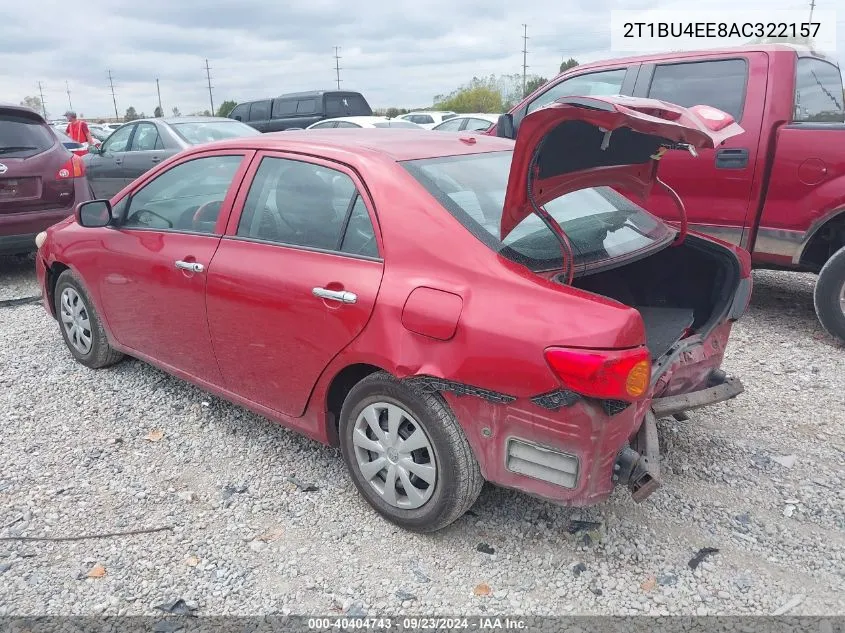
[0,177,38,200]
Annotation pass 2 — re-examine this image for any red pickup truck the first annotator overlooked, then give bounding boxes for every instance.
[492,44,845,342]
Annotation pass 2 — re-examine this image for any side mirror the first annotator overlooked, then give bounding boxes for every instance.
[496,114,515,139]
[76,199,113,228]
[88,144,101,155]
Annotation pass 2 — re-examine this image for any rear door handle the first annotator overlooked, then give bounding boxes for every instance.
[715,148,749,169]
[114,158,123,165]
[175,260,205,273]
[312,287,357,304]
[151,156,161,163]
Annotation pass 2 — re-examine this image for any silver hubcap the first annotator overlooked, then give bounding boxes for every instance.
[839,281,845,316]
[60,287,92,355]
[352,402,437,510]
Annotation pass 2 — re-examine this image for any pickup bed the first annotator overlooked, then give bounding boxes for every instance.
[492,44,845,342]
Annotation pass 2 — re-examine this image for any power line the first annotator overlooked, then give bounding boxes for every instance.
[521,24,529,97]
[37,81,47,118]
[333,46,342,90]
[107,70,119,120]
[204,59,214,115]
[156,78,163,115]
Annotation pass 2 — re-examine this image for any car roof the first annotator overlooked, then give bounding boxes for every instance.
[133,116,239,125]
[196,128,514,161]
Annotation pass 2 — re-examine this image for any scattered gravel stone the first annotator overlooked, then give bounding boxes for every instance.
[475,543,495,555]
[0,263,843,616]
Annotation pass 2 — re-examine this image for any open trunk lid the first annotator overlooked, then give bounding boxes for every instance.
[501,96,744,243]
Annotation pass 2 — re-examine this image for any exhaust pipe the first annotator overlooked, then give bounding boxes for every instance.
[613,411,661,502]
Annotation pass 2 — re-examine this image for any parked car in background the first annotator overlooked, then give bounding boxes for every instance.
[431,113,499,133]
[35,97,749,532]
[230,91,373,132]
[84,116,260,199]
[0,103,91,255]
[54,129,91,157]
[493,44,845,342]
[306,116,422,129]
[101,123,125,133]
[396,111,457,129]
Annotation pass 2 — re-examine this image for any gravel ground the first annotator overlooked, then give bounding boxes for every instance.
[0,255,843,617]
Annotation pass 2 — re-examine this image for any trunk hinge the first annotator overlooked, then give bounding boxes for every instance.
[655,176,688,246]
[528,144,576,284]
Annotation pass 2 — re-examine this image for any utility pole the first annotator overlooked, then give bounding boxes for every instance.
[333,46,342,89]
[156,78,163,115]
[37,81,47,118]
[808,0,815,22]
[108,70,119,120]
[204,59,214,115]
[521,24,529,97]
[65,81,73,111]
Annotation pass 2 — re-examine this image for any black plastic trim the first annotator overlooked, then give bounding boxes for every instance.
[530,389,581,410]
[405,375,516,404]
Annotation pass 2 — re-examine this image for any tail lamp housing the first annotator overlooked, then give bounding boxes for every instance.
[544,346,652,402]
[56,155,86,180]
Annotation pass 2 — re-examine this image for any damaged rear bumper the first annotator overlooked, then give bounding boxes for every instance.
[614,374,744,502]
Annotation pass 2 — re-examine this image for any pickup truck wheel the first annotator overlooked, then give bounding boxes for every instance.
[814,245,845,342]
[338,372,483,533]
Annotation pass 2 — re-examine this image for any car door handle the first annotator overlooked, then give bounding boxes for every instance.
[715,148,749,169]
[151,156,161,163]
[114,158,123,165]
[175,260,205,273]
[312,287,357,304]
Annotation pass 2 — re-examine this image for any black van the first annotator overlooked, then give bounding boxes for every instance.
[228,91,373,132]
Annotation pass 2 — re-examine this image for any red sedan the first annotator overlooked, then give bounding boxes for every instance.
[35,96,751,532]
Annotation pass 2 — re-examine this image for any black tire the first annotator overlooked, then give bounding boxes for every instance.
[54,270,124,368]
[814,245,845,342]
[339,372,483,533]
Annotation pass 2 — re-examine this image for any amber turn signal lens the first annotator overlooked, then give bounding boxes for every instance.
[625,360,650,398]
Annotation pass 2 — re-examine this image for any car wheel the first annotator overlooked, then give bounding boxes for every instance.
[54,270,124,368]
[339,372,483,532]
[814,245,845,343]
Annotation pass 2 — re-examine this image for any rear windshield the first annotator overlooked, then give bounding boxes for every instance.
[170,120,261,144]
[403,150,672,273]
[0,114,55,158]
[325,94,372,117]
[793,58,845,123]
[373,120,420,128]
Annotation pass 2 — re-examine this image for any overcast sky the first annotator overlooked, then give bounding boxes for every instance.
[1,0,842,119]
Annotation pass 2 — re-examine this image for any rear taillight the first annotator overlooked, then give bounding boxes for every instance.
[56,154,85,180]
[544,346,651,402]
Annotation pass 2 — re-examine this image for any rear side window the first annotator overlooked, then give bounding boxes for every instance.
[325,94,372,116]
[793,58,844,122]
[647,59,747,121]
[249,101,271,121]
[236,156,379,257]
[0,114,55,158]
[296,99,317,114]
[272,100,297,117]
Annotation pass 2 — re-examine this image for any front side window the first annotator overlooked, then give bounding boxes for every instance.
[793,58,844,122]
[102,124,133,153]
[433,118,463,131]
[130,123,163,151]
[527,69,627,115]
[229,103,249,121]
[249,101,271,121]
[464,118,494,131]
[403,151,671,272]
[309,121,336,129]
[122,155,243,233]
[334,121,360,128]
[236,156,378,256]
[648,59,747,121]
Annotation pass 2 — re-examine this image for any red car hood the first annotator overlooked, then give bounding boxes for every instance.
[500,95,744,239]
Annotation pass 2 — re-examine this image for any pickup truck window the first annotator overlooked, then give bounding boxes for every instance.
[647,59,747,121]
[794,58,845,123]
[249,101,271,122]
[527,69,627,115]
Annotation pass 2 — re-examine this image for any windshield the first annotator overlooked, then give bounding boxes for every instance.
[402,150,672,273]
[171,120,261,145]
